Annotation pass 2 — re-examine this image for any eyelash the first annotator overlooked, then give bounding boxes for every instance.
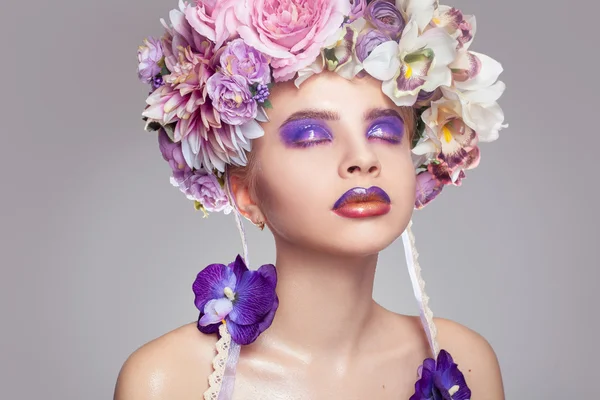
[367,124,404,144]
[294,139,331,148]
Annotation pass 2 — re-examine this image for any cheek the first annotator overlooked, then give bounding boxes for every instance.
[253,153,334,235]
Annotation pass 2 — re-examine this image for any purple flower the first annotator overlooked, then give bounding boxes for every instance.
[410,350,471,400]
[253,84,270,103]
[193,255,279,345]
[364,0,406,39]
[348,0,367,22]
[158,128,192,183]
[152,75,164,89]
[137,37,163,84]
[220,39,271,85]
[415,171,444,209]
[356,28,391,62]
[206,72,257,125]
[184,171,232,214]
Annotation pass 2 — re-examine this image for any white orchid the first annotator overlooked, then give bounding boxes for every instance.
[363,20,457,106]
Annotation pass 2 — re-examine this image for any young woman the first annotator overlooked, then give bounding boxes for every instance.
[117,0,507,398]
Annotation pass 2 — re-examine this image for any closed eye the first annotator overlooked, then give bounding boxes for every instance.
[279,119,333,148]
[367,118,405,144]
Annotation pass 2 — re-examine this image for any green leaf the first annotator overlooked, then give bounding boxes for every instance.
[262,99,273,109]
[249,83,258,96]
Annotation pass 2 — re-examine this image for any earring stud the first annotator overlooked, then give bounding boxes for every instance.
[254,220,265,231]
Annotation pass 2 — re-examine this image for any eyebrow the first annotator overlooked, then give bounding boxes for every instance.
[280,109,340,126]
[363,108,403,121]
[280,107,403,127]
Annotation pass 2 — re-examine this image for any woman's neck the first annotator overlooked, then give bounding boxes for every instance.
[258,237,382,361]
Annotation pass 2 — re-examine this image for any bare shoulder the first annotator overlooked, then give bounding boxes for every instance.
[434,317,505,399]
[114,322,217,400]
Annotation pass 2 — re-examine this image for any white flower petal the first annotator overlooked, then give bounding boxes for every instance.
[462,81,506,104]
[462,15,477,50]
[336,58,363,80]
[294,55,325,88]
[255,106,270,122]
[454,51,503,91]
[422,67,452,92]
[464,102,507,142]
[238,120,264,140]
[417,27,457,66]
[382,78,419,106]
[363,41,400,81]
[399,0,435,31]
[412,140,438,155]
[398,20,419,52]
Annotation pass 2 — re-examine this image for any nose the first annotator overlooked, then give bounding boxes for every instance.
[339,140,381,179]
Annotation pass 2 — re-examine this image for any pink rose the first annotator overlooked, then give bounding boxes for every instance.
[235,0,351,82]
[185,0,240,49]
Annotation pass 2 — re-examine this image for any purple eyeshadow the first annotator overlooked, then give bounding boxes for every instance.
[279,119,333,147]
[367,116,405,143]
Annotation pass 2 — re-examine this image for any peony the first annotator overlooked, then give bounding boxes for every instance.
[356,28,390,62]
[184,171,232,213]
[349,0,367,22]
[220,39,271,84]
[206,73,257,125]
[137,37,164,84]
[235,0,351,81]
[364,0,406,39]
[184,0,240,49]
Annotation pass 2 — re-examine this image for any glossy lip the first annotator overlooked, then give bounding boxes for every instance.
[332,186,391,218]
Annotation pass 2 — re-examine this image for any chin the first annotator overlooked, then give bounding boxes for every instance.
[312,218,406,258]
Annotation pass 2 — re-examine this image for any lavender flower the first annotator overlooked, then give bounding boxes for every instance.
[348,0,367,22]
[137,37,163,84]
[253,84,270,103]
[184,172,232,214]
[193,255,279,345]
[364,0,406,39]
[206,72,257,125]
[410,350,471,400]
[220,39,271,85]
[356,28,391,62]
[158,128,192,183]
[152,75,164,89]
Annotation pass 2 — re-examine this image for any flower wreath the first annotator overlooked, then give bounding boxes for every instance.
[137,0,506,398]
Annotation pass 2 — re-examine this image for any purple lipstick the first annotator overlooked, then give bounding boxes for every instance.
[332,186,391,218]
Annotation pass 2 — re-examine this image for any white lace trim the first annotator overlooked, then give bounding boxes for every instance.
[404,219,439,357]
[203,324,232,400]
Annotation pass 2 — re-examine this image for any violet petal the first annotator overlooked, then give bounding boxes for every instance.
[257,296,279,333]
[196,318,220,334]
[226,319,260,345]
[257,264,277,287]
[192,263,236,311]
[228,270,276,325]
[199,298,233,326]
[229,254,249,283]
[436,349,454,372]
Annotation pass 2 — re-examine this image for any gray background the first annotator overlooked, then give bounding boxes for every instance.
[1,0,598,398]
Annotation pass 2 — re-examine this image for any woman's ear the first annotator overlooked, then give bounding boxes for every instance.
[229,173,266,226]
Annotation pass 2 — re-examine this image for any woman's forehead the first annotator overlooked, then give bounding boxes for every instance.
[269,72,400,118]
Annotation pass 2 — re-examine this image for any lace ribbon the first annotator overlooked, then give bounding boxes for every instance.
[401,219,439,357]
[202,170,246,400]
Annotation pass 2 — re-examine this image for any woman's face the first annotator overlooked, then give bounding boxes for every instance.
[246,71,416,257]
